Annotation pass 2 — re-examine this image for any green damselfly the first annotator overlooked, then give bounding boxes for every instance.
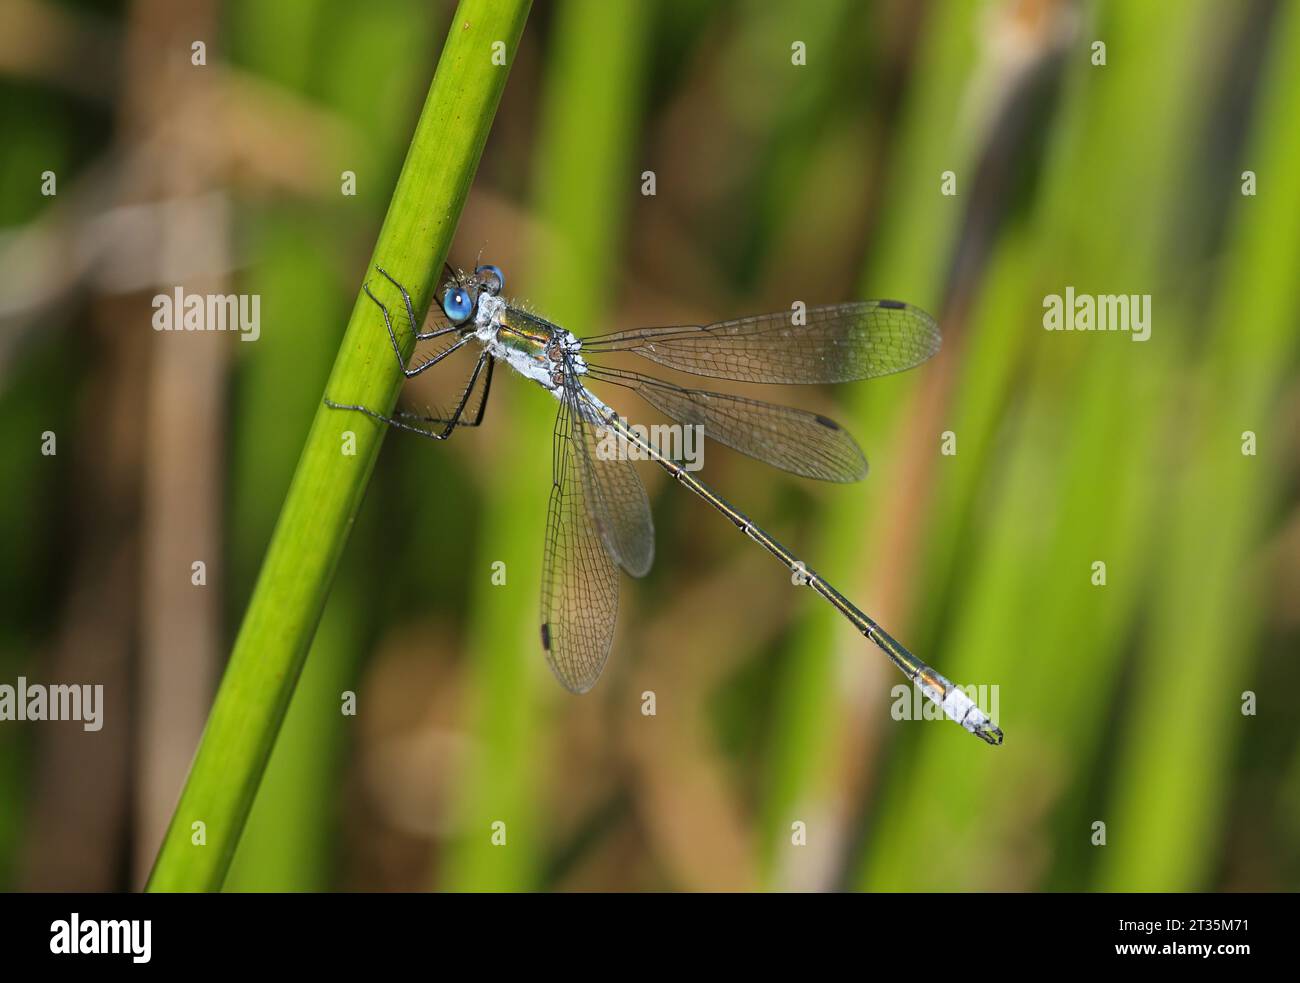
[326,263,1002,746]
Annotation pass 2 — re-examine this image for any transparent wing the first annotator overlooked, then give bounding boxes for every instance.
[587,365,867,482]
[572,389,655,578]
[540,390,620,693]
[539,377,655,694]
[580,301,940,384]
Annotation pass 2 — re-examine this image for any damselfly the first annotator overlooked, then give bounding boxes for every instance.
[326,263,1002,746]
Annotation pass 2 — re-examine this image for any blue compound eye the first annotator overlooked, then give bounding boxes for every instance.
[442,286,475,323]
[475,264,505,294]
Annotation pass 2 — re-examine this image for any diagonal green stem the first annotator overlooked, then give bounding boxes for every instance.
[146,0,532,892]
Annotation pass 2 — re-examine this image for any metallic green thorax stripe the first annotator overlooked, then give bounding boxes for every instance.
[498,309,551,352]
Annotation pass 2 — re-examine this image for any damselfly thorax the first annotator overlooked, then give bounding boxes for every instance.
[324,260,1001,746]
[472,289,587,394]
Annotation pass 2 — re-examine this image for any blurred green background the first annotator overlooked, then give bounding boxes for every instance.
[1,0,1298,892]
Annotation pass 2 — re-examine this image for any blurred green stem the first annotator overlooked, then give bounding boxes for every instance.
[146,0,532,892]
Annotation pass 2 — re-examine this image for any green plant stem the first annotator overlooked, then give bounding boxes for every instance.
[146,0,532,892]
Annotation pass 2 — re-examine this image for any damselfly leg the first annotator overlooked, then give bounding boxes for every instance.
[323,350,492,441]
[364,265,468,379]
[324,268,494,440]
